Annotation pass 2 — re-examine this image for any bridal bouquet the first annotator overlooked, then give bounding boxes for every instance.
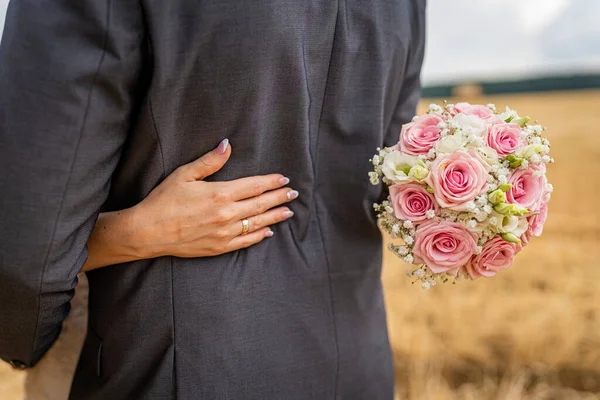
[369,102,553,288]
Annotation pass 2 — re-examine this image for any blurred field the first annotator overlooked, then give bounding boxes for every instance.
[1,90,599,399]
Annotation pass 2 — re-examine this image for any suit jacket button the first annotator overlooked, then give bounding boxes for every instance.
[9,360,27,369]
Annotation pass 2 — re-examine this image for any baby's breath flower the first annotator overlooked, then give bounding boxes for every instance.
[426,209,436,219]
[483,204,493,214]
[372,155,381,165]
[412,115,419,122]
[428,279,437,287]
[404,235,414,246]
[466,219,478,229]
[530,125,543,135]
[403,254,414,264]
[498,175,508,184]
[397,246,409,256]
[368,172,380,185]
[428,104,443,114]
[489,216,498,226]
[427,148,437,159]
[392,224,400,234]
[475,195,488,207]
[487,103,497,111]
[542,155,551,164]
[415,269,426,278]
[521,159,529,169]
[475,211,487,222]
[421,281,431,290]
[530,154,542,164]
[403,220,414,229]
[475,246,483,255]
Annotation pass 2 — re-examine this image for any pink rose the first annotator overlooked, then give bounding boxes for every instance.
[451,102,498,122]
[425,151,489,211]
[520,229,533,246]
[529,202,548,236]
[389,183,439,223]
[486,123,526,156]
[464,236,521,279]
[412,221,478,274]
[399,114,445,156]
[506,165,546,212]
[521,202,548,246]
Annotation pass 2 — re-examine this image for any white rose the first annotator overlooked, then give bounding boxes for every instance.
[512,217,529,237]
[475,146,499,166]
[452,113,487,136]
[381,151,418,183]
[488,213,528,238]
[435,134,468,154]
[499,215,520,234]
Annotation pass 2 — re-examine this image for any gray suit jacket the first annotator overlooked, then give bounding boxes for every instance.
[0,0,425,398]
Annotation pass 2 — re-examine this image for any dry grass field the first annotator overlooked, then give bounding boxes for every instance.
[1,89,599,399]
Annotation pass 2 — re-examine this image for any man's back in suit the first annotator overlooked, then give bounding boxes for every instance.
[0,1,425,398]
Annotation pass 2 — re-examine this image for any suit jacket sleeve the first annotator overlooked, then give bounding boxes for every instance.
[385,0,426,148]
[0,0,145,367]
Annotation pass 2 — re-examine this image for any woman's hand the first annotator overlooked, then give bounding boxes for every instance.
[83,139,297,271]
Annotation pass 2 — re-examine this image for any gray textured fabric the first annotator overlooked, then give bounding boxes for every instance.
[0,0,426,399]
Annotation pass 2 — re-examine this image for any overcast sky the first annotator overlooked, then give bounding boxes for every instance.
[1,0,599,85]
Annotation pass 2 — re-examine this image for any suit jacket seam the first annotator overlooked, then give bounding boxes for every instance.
[312,0,342,396]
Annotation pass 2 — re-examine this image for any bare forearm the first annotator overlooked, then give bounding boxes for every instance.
[82,209,145,272]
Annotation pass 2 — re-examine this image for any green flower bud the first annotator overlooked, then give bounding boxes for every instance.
[513,116,531,127]
[501,232,521,244]
[504,154,524,168]
[488,189,507,205]
[516,144,548,159]
[408,165,430,181]
[498,183,513,192]
[494,202,529,217]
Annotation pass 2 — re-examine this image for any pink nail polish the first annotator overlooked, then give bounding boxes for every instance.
[216,139,229,155]
[265,230,274,238]
[287,190,299,200]
[279,177,290,185]
[283,211,295,218]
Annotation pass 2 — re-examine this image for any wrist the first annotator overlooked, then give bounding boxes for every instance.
[126,204,166,260]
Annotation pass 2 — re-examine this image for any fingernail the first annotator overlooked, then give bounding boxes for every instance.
[265,230,274,238]
[283,211,295,219]
[216,139,229,155]
[287,190,299,200]
[279,177,290,185]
